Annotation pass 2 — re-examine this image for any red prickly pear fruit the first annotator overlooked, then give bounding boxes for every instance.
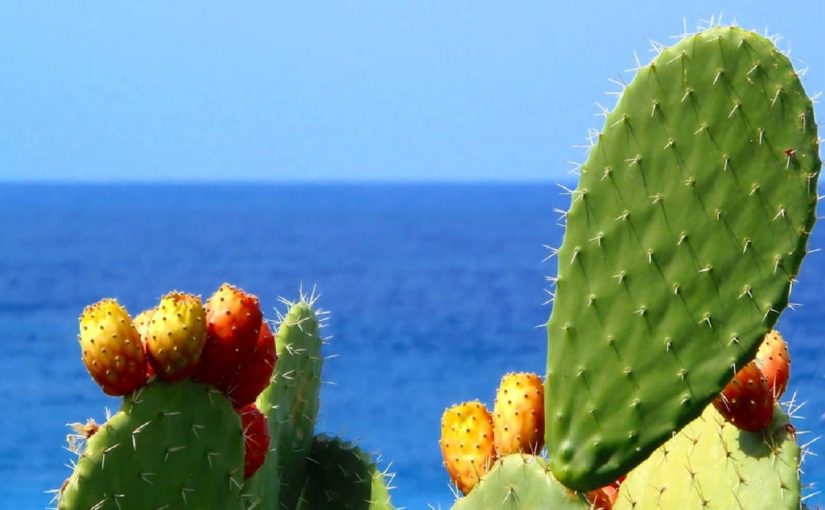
[239,403,270,479]
[133,308,156,378]
[712,361,774,432]
[146,292,207,382]
[78,299,148,396]
[194,283,262,385]
[440,401,496,495]
[221,320,277,408]
[492,372,545,455]
[586,484,618,509]
[755,329,790,399]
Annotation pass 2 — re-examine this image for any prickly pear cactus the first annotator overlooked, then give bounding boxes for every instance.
[244,300,323,510]
[58,380,245,510]
[546,26,820,490]
[615,405,800,509]
[295,434,396,510]
[451,454,590,510]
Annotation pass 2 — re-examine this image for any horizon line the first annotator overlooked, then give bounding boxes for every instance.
[0,177,578,186]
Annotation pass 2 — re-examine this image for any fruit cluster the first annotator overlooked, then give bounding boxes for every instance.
[77,284,274,478]
[441,330,793,509]
[440,372,622,509]
[59,286,397,510]
[440,373,545,495]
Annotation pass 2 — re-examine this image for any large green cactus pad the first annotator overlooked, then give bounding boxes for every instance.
[546,26,819,489]
[615,405,800,509]
[244,300,322,510]
[296,434,396,510]
[58,380,244,510]
[451,454,590,510]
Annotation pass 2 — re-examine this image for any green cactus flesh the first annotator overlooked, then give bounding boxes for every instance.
[546,26,820,489]
[451,454,590,510]
[58,380,244,510]
[244,301,322,510]
[615,404,800,509]
[295,434,396,510]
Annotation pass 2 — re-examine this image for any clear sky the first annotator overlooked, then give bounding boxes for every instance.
[1,2,823,182]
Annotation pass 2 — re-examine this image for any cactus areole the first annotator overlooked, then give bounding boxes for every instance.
[546,26,820,490]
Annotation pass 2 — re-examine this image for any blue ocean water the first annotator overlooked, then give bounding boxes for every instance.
[0,183,822,509]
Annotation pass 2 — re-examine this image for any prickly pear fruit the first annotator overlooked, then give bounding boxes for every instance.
[133,308,155,378]
[440,401,496,495]
[133,308,154,339]
[78,299,148,395]
[493,372,545,455]
[756,330,790,398]
[586,484,619,510]
[239,403,270,479]
[221,320,277,408]
[145,292,207,382]
[195,283,262,385]
[712,361,774,432]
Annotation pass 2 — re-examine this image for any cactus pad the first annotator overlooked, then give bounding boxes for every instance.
[58,380,244,510]
[451,454,590,510]
[546,26,819,489]
[244,301,322,510]
[614,405,801,509]
[295,434,396,510]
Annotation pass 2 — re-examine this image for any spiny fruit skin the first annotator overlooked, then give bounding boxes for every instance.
[756,330,790,399]
[239,403,270,479]
[493,372,545,455]
[221,320,277,408]
[712,361,774,432]
[146,292,207,382]
[194,283,262,385]
[440,401,496,495]
[133,308,155,378]
[586,484,619,510]
[78,299,148,396]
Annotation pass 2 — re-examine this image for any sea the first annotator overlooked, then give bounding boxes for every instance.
[0,183,822,509]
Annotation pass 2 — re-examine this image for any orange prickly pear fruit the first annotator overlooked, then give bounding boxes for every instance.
[755,329,790,399]
[440,401,496,495]
[712,361,774,432]
[493,372,545,455]
[78,298,148,395]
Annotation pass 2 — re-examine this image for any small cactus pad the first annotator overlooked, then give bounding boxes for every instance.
[295,434,396,510]
[440,401,497,495]
[547,26,819,489]
[452,454,590,510]
[493,372,545,456]
[614,404,801,509]
[58,380,245,510]
[244,301,322,510]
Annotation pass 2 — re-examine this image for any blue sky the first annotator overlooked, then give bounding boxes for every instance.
[1,2,823,182]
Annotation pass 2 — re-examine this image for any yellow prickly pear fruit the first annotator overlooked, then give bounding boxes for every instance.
[145,292,207,381]
[133,308,155,378]
[440,401,496,495]
[493,372,545,455]
[78,299,148,395]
